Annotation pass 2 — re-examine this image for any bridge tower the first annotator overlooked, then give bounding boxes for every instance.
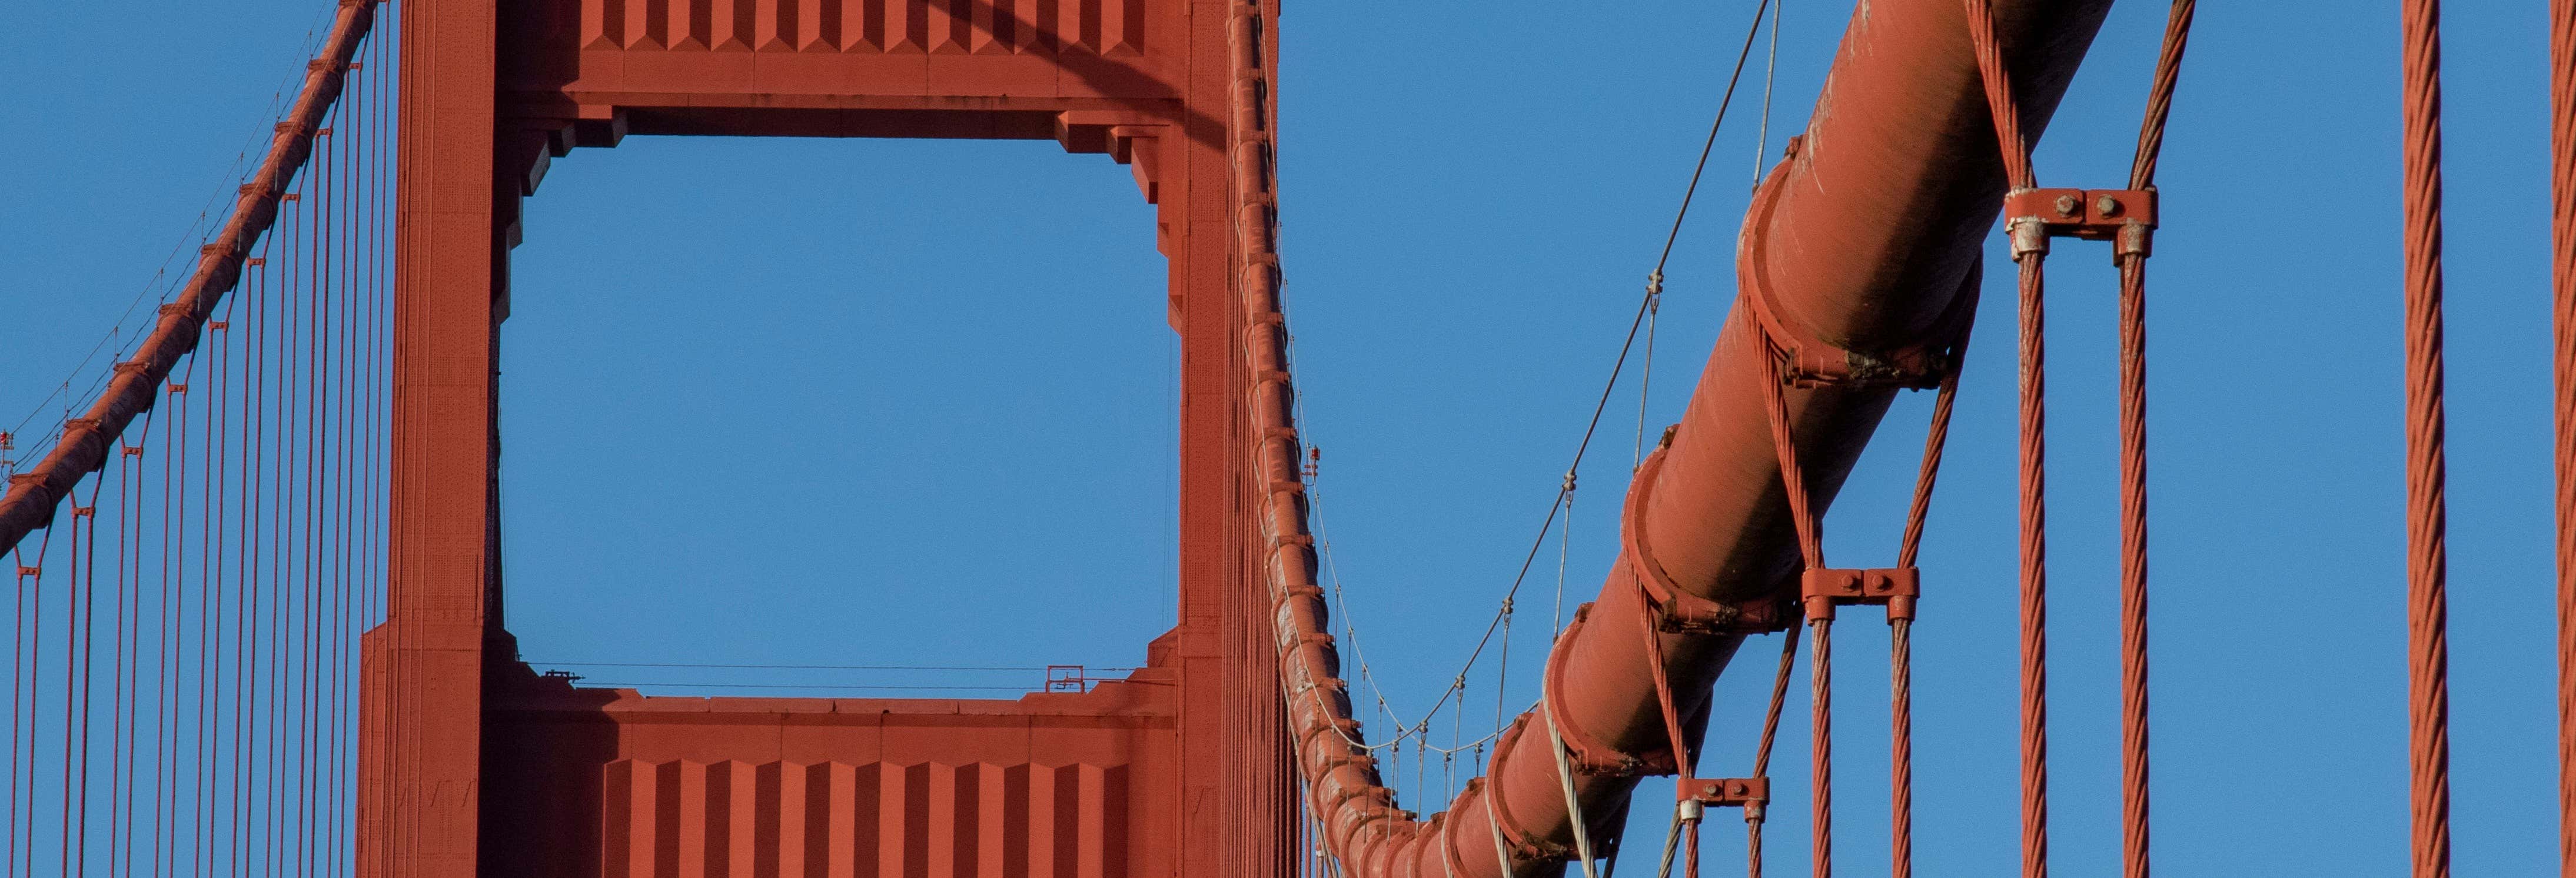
[360,1,1295,873]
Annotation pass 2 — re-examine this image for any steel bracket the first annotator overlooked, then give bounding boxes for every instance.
[1624,447,1799,637]
[2004,187,2158,246]
[1678,776,1770,809]
[1799,566,1920,623]
[1740,142,1980,390]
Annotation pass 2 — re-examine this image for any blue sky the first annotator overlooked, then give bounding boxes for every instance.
[4,1,2567,874]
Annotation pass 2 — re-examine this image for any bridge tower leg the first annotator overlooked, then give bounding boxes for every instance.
[1173,1,1298,874]
[361,1,502,874]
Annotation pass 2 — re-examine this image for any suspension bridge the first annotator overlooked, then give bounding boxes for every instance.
[2,0,2572,874]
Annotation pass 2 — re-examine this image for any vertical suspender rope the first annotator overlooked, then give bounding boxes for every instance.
[1889,344,1963,878]
[2398,0,2451,875]
[1754,350,1832,878]
[1960,4,2046,874]
[1751,305,1961,878]
[1544,701,1601,876]
[6,531,45,873]
[1651,629,1797,878]
[1963,5,2196,877]
[104,422,134,877]
[1547,475,1604,878]
[1749,631,1796,878]
[1632,575,1704,878]
[2554,0,2576,869]
[2118,5,2193,877]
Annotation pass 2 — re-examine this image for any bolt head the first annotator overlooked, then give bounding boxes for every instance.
[2096,194,2123,217]
[2053,194,2080,217]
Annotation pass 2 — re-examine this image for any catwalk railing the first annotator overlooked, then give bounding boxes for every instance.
[0,1,393,873]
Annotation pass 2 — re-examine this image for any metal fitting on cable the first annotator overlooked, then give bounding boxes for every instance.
[2009,216,2051,260]
[1563,470,1578,494]
[1646,270,1664,300]
[2115,221,2153,261]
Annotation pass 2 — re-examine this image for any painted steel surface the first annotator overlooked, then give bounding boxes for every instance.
[374,0,1297,873]
[1277,1,2116,872]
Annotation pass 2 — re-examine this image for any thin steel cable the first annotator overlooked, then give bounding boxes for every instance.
[2128,1,2199,192]
[2115,238,2153,878]
[1279,0,1786,773]
[1808,620,1830,878]
[2554,0,2576,869]
[1749,631,1799,878]
[1889,369,1961,878]
[8,530,55,873]
[1265,3,1788,860]
[1636,278,1661,472]
[2011,241,2050,878]
[1897,373,1966,572]
[1753,0,1783,191]
[0,0,344,458]
[2399,0,2451,874]
[1544,703,1602,876]
[1631,573,1697,870]
[1655,803,1684,878]
[2116,7,2195,874]
[1658,0,1777,270]
[1545,468,1598,876]
[0,1,381,558]
[1754,305,1833,878]
[1963,0,2036,190]
[1962,4,2047,874]
[1889,617,1914,878]
[1556,476,1576,636]
[1756,348,1823,569]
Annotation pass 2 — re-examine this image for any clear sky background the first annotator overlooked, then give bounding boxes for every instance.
[3,1,2567,874]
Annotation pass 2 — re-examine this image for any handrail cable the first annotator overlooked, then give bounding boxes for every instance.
[1275,0,1780,773]
[2,4,347,470]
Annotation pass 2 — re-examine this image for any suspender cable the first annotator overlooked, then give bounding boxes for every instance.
[2551,0,2574,867]
[2399,1,2451,874]
[1753,348,1832,878]
[8,532,49,873]
[1889,344,1963,878]
[1750,632,1796,878]
[1960,4,2047,875]
[0,0,382,557]
[2117,5,2194,876]
[1268,2,2115,873]
[2555,0,2576,860]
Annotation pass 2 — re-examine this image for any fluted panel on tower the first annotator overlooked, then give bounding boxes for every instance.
[570,0,1146,55]
[603,759,1133,876]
